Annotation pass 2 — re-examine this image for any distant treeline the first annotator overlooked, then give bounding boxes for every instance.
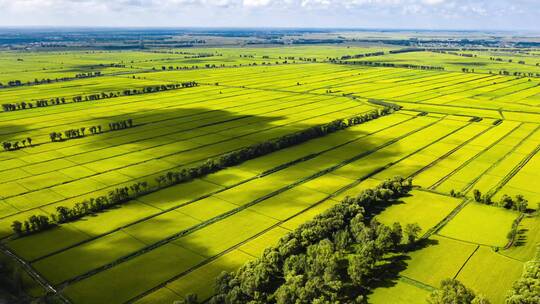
[11,107,396,236]
[331,60,445,71]
[1,82,198,112]
[338,48,425,61]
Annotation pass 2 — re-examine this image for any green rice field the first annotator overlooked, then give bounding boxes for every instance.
[1,45,539,304]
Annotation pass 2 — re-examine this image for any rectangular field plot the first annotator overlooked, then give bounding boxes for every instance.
[376,190,462,233]
[137,249,253,303]
[401,235,478,287]
[438,202,519,247]
[368,280,430,304]
[501,215,540,262]
[456,247,524,303]
[62,244,205,304]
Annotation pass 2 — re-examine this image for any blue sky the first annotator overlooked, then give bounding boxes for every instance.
[0,0,538,31]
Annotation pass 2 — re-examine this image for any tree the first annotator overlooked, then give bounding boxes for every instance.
[178,294,199,304]
[347,253,371,286]
[404,223,422,245]
[428,279,489,304]
[505,260,539,304]
[11,221,23,236]
[473,189,482,202]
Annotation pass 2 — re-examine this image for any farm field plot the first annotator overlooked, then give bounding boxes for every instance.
[1,46,540,304]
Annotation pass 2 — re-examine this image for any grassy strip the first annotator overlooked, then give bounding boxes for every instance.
[11,107,395,237]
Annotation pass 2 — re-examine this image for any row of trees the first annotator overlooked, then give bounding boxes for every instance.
[2,97,67,112]
[0,71,103,89]
[1,137,32,151]
[331,60,445,71]
[152,61,293,72]
[472,190,530,212]
[206,177,416,303]
[74,71,102,78]
[2,82,198,112]
[109,119,134,131]
[340,51,385,60]
[11,181,148,236]
[10,108,395,236]
[48,120,120,142]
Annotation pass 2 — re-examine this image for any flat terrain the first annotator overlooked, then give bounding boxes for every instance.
[0,46,539,304]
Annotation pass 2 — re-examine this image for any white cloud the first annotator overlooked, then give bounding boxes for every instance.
[0,0,536,30]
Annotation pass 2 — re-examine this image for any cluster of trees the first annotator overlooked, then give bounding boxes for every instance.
[472,190,530,212]
[493,70,540,78]
[332,60,445,71]
[11,108,394,237]
[505,250,540,304]
[109,119,134,131]
[2,138,32,151]
[11,181,148,236]
[206,177,417,303]
[3,82,198,112]
[428,279,489,304]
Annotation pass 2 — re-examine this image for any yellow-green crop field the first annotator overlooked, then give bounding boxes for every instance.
[0,46,539,304]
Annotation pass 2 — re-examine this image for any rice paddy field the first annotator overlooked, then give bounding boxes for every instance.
[1,46,539,304]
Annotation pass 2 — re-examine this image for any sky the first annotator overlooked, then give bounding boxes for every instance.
[0,0,538,31]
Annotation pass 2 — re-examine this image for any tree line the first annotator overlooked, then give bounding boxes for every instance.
[339,51,385,60]
[200,177,418,303]
[49,119,133,142]
[2,82,198,112]
[153,61,291,71]
[10,107,395,237]
[0,71,103,89]
[2,137,32,151]
[331,60,445,71]
[472,189,531,212]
